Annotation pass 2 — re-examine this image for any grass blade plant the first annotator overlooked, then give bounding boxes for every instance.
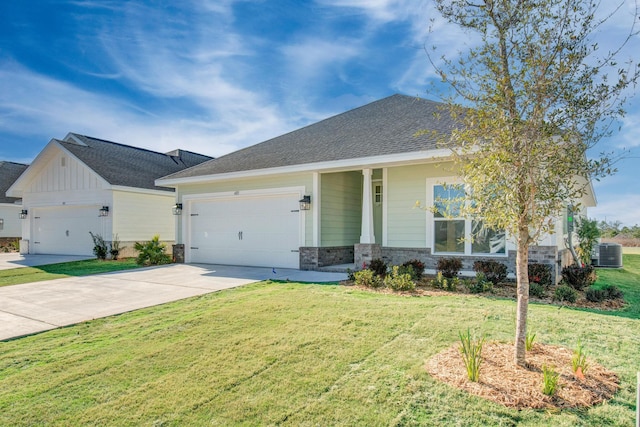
[572,340,589,378]
[525,331,536,351]
[459,329,484,382]
[542,365,560,396]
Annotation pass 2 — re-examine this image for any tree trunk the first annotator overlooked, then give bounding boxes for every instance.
[514,229,530,366]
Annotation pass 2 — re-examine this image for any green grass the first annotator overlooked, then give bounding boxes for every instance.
[0,279,638,425]
[0,258,141,287]
[594,254,640,318]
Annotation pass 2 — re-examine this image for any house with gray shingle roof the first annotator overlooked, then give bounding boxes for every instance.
[156,94,595,274]
[0,161,29,241]
[7,133,212,256]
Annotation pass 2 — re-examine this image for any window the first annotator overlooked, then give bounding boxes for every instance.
[0,218,3,230]
[433,185,465,253]
[431,184,506,255]
[374,183,383,204]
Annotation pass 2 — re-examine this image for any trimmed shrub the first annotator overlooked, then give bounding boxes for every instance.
[529,282,546,298]
[432,272,458,291]
[402,259,425,280]
[561,264,596,291]
[354,269,383,288]
[554,284,578,303]
[384,266,416,291]
[585,287,606,303]
[437,257,462,278]
[368,258,388,277]
[602,284,623,300]
[528,263,553,287]
[134,235,172,266]
[469,272,493,293]
[473,260,507,285]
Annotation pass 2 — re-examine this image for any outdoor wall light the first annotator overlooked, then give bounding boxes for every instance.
[172,203,183,215]
[19,209,28,219]
[99,206,109,217]
[299,195,311,211]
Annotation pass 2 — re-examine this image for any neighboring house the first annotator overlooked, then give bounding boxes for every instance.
[7,133,212,256]
[156,94,594,277]
[0,161,29,242]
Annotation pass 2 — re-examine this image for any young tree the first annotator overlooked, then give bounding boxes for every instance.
[429,0,638,365]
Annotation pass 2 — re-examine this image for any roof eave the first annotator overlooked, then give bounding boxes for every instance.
[156,148,453,187]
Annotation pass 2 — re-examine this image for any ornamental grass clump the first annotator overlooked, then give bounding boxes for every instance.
[525,331,536,351]
[459,329,484,382]
[542,365,560,396]
[572,340,589,379]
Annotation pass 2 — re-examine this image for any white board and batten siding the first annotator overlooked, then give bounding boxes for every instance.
[183,187,306,269]
[21,150,111,256]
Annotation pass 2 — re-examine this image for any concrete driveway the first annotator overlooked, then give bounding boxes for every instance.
[0,263,347,341]
[0,253,93,270]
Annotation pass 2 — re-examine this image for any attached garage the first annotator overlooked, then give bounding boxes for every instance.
[31,206,103,256]
[185,191,303,269]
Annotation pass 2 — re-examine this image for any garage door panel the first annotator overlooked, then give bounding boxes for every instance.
[187,193,301,268]
[32,206,102,256]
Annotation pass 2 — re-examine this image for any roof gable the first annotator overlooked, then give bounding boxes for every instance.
[0,161,29,204]
[161,94,457,181]
[56,134,213,190]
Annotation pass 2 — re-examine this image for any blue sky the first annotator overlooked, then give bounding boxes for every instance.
[1,1,638,226]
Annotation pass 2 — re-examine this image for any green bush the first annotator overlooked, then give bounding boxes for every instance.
[529,282,546,298]
[469,272,493,293]
[89,232,108,260]
[602,284,623,300]
[528,263,553,287]
[134,235,172,266]
[561,264,596,291]
[554,284,578,303]
[401,259,425,280]
[432,272,459,291]
[585,287,606,303]
[437,257,462,278]
[367,258,388,277]
[354,269,383,288]
[472,260,507,285]
[384,266,416,291]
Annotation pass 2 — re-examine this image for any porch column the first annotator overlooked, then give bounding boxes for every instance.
[360,168,375,244]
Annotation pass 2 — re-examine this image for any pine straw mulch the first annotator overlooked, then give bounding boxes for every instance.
[425,342,619,409]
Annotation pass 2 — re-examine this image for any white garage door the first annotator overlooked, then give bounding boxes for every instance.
[32,206,102,256]
[187,193,301,269]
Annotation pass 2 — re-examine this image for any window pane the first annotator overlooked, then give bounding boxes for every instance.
[471,220,506,254]
[434,220,465,253]
[434,185,464,218]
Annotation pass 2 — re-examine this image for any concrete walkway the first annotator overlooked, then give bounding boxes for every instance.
[0,253,93,270]
[0,263,347,341]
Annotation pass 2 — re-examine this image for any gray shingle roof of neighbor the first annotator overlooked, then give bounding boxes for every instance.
[0,161,29,204]
[162,94,457,180]
[59,134,213,191]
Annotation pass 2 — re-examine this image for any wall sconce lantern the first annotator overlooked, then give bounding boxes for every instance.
[172,203,183,215]
[19,209,28,219]
[99,206,109,217]
[299,195,311,211]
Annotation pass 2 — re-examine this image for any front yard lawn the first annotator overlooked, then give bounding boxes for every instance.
[0,275,637,425]
[0,258,141,287]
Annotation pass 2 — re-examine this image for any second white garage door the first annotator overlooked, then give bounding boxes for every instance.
[187,192,302,269]
[32,206,102,256]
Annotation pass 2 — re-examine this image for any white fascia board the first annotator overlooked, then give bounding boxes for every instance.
[110,185,174,196]
[156,148,453,187]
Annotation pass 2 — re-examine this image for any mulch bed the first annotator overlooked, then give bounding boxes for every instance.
[425,342,619,409]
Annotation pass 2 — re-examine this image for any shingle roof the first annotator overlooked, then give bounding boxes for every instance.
[59,134,213,190]
[0,161,28,204]
[162,94,457,180]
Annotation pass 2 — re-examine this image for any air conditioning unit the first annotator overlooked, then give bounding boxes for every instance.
[595,243,623,268]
